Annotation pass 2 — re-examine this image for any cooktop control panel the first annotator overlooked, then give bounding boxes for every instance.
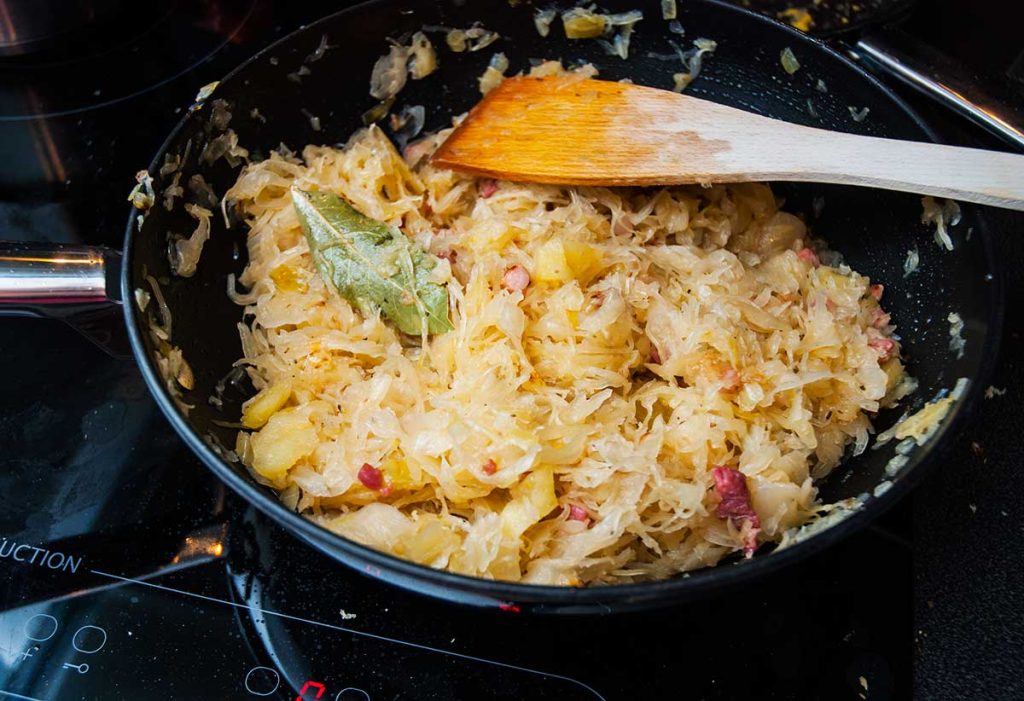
[0,558,603,700]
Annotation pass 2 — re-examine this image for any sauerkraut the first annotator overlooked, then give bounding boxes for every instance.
[224,113,906,586]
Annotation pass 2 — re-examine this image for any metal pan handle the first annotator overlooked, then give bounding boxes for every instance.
[0,242,128,356]
[0,241,122,312]
[853,27,1024,151]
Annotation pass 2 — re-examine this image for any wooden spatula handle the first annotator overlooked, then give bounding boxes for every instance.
[705,125,1024,211]
[433,77,1024,211]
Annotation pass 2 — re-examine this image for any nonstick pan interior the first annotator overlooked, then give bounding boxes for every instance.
[123,0,1001,612]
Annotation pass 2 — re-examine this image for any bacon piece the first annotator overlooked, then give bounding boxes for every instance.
[501,265,531,292]
[797,247,820,266]
[482,459,498,476]
[869,283,884,301]
[358,463,384,491]
[712,466,761,556]
[719,365,740,391]
[649,345,662,365]
[402,138,433,166]
[568,504,589,522]
[480,179,499,198]
[870,307,891,329]
[869,337,896,361]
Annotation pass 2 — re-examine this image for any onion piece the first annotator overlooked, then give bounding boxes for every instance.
[300,107,322,132]
[159,152,181,177]
[561,8,606,39]
[947,312,966,359]
[465,25,500,52]
[170,203,213,278]
[599,19,639,60]
[848,105,870,122]
[671,37,717,92]
[445,29,468,52]
[210,99,232,131]
[201,129,248,167]
[605,10,643,27]
[362,97,395,125]
[128,170,156,211]
[389,104,426,148]
[780,47,800,74]
[369,43,409,100]
[478,52,509,94]
[904,247,920,276]
[134,288,151,312]
[305,34,333,63]
[145,274,172,340]
[921,196,957,251]
[286,65,311,84]
[534,8,557,37]
[188,174,219,209]
[162,172,183,211]
[408,32,437,79]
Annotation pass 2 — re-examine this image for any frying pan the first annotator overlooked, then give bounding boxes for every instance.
[0,0,1003,613]
[745,0,1024,149]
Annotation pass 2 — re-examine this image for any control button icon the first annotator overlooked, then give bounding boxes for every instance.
[296,680,326,700]
[72,625,107,654]
[61,662,89,674]
[336,689,371,701]
[244,666,281,696]
[23,614,58,642]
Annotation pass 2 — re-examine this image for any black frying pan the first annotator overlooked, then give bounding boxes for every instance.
[743,0,1024,149]
[0,0,1002,613]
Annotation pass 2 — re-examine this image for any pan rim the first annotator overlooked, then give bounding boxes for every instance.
[121,0,1004,610]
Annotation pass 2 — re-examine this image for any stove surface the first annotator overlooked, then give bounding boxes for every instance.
[1,1,1021,699]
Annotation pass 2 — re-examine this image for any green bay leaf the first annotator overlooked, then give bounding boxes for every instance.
[291,187,452,335]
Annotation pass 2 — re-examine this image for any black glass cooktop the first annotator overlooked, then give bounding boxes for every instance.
[1,1,1021,699]
[0,321,916,700]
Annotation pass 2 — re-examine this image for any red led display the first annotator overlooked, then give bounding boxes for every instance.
[295,680,326,700]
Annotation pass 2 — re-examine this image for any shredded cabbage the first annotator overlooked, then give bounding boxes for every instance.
[534,8,557,37]
[921,196,960,251]
[170,203,213,278]
[478,53,509,95]
[407,32,437,80]
[224,101,908,585]
[904,247,919,276]
[672,38,717,92]
[948,312,966,359]
[370,43,409,100]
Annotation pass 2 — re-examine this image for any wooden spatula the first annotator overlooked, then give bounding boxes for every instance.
[432,76,1024,211]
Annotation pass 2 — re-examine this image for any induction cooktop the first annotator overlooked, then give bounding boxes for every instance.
[1,1,1021,699]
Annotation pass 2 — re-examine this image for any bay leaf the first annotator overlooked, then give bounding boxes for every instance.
[291,187,452,335]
